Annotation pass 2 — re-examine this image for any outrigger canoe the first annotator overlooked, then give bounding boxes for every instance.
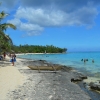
[28,66,62,71]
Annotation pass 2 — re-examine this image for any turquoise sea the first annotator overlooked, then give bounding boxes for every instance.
[17,52,100,77]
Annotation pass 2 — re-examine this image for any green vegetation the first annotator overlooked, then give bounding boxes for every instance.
[0,5,16,53]
[12,45,67,53]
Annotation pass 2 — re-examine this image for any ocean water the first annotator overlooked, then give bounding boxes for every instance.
[17,52,100,77]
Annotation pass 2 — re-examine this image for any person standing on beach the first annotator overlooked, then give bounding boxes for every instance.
[11,54,16,66]
[3,52,6,59]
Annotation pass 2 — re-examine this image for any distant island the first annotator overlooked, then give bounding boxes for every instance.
[12,45,67,53]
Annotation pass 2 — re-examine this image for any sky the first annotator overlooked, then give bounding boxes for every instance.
[1,0,100,52]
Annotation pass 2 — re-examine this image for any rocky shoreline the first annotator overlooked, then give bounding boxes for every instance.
[7,59,100,100]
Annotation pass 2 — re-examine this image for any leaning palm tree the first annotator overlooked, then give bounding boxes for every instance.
[0,11,16,52]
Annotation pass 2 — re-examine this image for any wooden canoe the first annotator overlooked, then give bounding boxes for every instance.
[28,66,62,71]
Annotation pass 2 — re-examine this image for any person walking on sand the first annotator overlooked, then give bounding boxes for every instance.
[11,54,16,66]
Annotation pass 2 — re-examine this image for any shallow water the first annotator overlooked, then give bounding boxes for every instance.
[17,52,100,77]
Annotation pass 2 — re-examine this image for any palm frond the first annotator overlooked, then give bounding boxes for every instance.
[6,23,16,29]
[0,11,8,19]
[0,23,16,31]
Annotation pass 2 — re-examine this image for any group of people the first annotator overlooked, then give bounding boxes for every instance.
[81,58,94,63]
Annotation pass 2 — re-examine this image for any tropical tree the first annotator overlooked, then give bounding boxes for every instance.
[0,10,16,53]
[12,44,67,53]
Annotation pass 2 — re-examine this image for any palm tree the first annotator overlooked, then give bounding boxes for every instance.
[0,11,16,52]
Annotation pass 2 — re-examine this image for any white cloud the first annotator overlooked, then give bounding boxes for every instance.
[7,18,44,36]
[8,18,21,26]
[15,7,67,26]
[15,6,98,26]
[20,0,100,12]
[20,22,43,32]
[5,0,99,36]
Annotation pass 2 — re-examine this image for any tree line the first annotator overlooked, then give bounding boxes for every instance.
[12,45,67,53]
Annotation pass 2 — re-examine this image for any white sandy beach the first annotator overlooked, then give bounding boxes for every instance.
[0,57,26,100]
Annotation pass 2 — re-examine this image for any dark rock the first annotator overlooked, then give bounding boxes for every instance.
[79,76,87,80]
[89,82,94,86]
[83,82,86,84]
[73,72,88,80]
[71,78,82,82]
[89,82,100,91]
[61,66,73,71]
